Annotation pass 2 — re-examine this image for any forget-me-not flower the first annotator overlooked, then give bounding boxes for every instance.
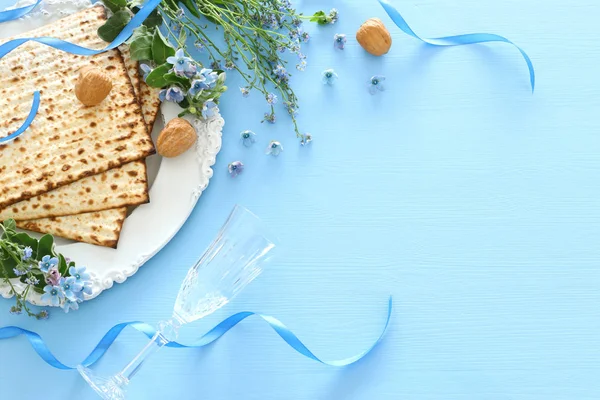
[60,277,79,301]
[62,299,80,313]
[22,246,32,260]
[41,285,64,307]
[188,79,206,97]
[300,133,312,146]
[159,86,186,103]
[266,141,283,156]
[228,161,244,178]
[368,75,386,95]
[39,255,58,273]
[263,112,276,124]
[334,33,347,50]
[201,99,218,119]
[240,87,250,97]
[273,65,289,83]
[266,93,278,105]
[167,49,195,77]
[240,130,256,147]
[322,69,338,85]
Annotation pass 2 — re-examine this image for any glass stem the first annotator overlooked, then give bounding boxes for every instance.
[115,319,181,384]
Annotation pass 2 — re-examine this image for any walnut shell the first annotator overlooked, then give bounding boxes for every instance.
[156,118,197,158]
[75,66,113,106]
[356,18,392,56]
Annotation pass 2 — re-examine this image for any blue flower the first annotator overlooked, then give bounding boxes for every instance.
[62,299,80,313]
[300,133,313,146]
[22,246,32,260]
[38,255,58,273]
[284,101,298,116]
[273,65,289,83]
[322,69,338,85]
[199,68,218,87]
[41,285,64,307]
[69,266,90,284]
[240,130,256,147]
[240,87,250,97]
[59,277,79,301]
[266,140,283,156]
[301,31,310,43]
[189,78,206,97]
[159,86,186,103]
[166,49,195,77]
[263,112,276,124]
[266,93,278,105]
[13,268,25,276]
[228,161,244,178]
[140,64,152,82]
[296,59,307,72]
[201,99,218,119]
[334,33,347,50]
[368,75,386,95]
[25,276,40,285]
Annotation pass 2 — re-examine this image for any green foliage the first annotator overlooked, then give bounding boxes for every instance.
[98,10,131,42]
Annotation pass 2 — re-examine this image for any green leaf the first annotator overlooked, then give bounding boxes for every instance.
[58,254,68,276]
[145,63,172,88]
[163,72,189,87]
[11,233,38,257]
[2,219,16,234]
[97,10,131,42]
[37,234,55,258]
[152,29,175,65]
[103,0,127,13]
[178,0,200,18]
[130,34,153,61]
[143,8,162,28]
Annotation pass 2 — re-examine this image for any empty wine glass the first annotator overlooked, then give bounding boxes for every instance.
[78,205,277,400]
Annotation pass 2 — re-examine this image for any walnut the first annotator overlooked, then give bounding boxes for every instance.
[75,66,113,106]
[156,118,197,158]
[356,18,392,56]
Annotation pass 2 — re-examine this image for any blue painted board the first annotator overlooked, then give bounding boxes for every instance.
[1,0,600,399]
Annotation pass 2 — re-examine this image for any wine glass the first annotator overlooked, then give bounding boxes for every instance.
[78,205,277,400]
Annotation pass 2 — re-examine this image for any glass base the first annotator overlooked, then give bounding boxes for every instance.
[77,366,127,400]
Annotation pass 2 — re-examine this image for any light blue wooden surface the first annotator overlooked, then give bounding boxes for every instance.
[2,0,600,398]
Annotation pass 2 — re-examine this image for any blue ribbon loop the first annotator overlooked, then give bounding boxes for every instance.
[0,297,392,370]
[0,0,162,142]
[0,0,42,22]
[0,91,40,144]
[378,0,535,91]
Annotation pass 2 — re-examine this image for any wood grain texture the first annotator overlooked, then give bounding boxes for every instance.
[2,0,600,399]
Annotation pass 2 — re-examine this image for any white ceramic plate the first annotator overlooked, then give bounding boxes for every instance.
[0,2,224,305]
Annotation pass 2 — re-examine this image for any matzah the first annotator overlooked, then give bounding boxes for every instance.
[0,160,148,220]
[0,6,155,210]
[17,208,127,248]
[119,44,161,133]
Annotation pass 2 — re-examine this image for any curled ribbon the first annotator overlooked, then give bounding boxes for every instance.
[0,0,42,22]
[378,0,535,91]
[0,0,162,142]
[0,297,392,370]
[0,91,40,144]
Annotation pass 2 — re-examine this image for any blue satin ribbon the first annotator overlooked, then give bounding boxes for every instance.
[0,0,42,22]
[0,297,392,370]
[378,0,535,91]
[0,91,40,144]
[0,0,162,142]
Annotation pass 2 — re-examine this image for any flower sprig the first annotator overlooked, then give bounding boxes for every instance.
[98,0,332,140]
[0,219,91,318]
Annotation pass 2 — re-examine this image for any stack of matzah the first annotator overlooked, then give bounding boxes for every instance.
[0,6,161,248]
